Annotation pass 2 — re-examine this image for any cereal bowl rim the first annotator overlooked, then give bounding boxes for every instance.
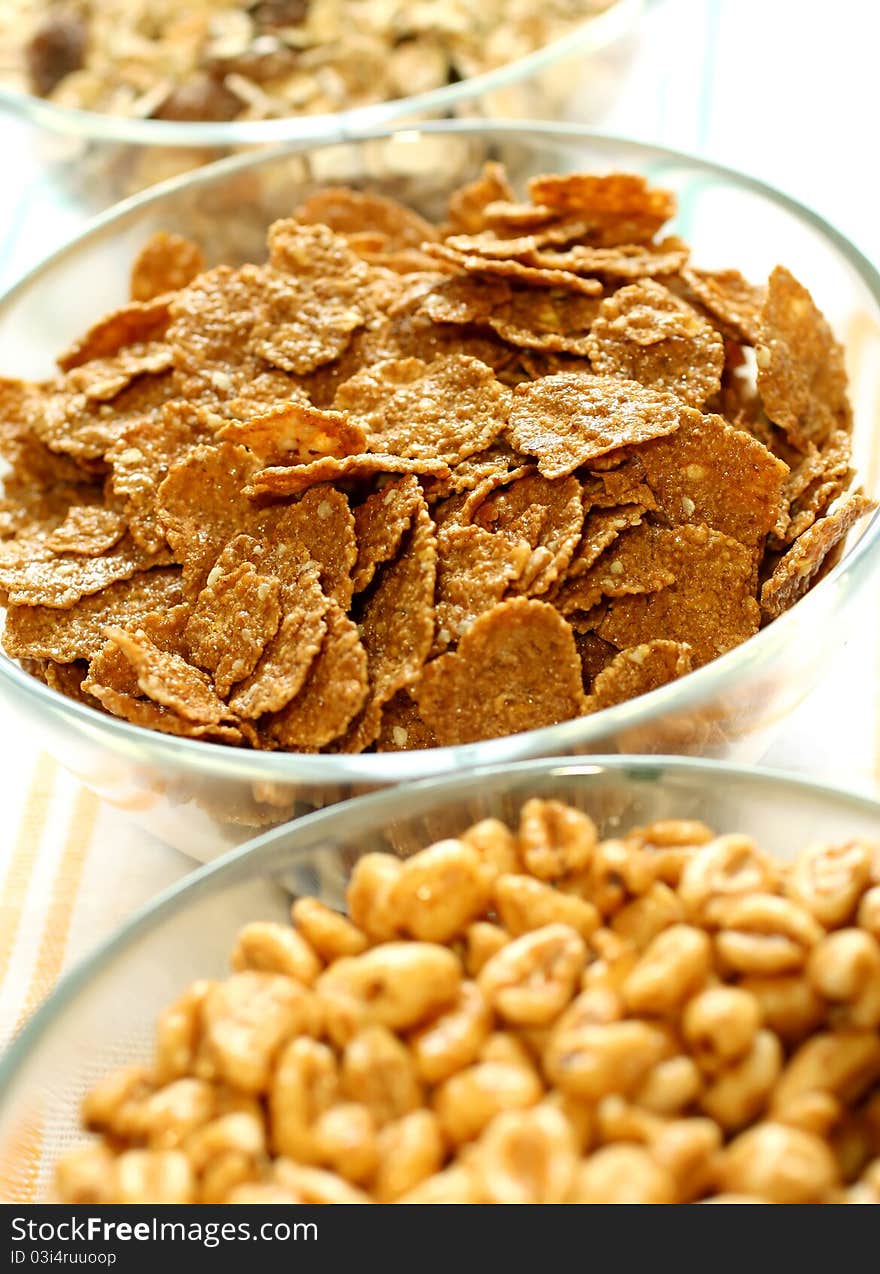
[0,0,642,148]
[0,118,879,785]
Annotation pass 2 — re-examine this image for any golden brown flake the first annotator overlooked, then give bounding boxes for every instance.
[262,487,357,611]
[526,173,676,246]
[104,625,235,726]
[566,505,647,578]
[597,524,760,666]
[332,356,510,465]
[586,280,725,408]
[679,268,763,345]
[414,599,588,745]
[130,232,205,303]
[352,474,424,594]
[527,237,689,279]
[218,401,366,465]
[375,690,438,752]
[57,298,171,371]
[46,506,127,556]
[247,452,450,498]
[435,523,532,647]
[0,538,170,609]
[761,492,876,621]
[446,163,515,235]
[587,639,693,711]
[488,290,601,356]
[554,522,677,615]
[468,472,584,597]
[507,374,682,479]
[295,188,437,251]
[756,266,851,450]
[186,562,282,699]
[424,242,603,295]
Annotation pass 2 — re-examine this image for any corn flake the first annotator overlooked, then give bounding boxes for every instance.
[761,492,876,620]
[507,373,682,478]
[352,474,424,594]
[45,506,127,556]
[246,452,450,498]
[553,522,677,615]
[104,624,235,726]
[446,163,515,235]
[57,298,171,372]
[0,538,170,609]
[186,562,283,698]
[424,242,603,296]
[468,472,584,597]
[587,639,693,711]
[414,598,587,745]
[434,522,532,647]
[218,401,366,465]
[679,268,763,345]
[130,232,205,304]
[526,173,676,246]
[586,279,724,408]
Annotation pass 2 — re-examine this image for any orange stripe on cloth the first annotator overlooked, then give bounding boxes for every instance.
[14,785,100,1202]
[0,753,58,993]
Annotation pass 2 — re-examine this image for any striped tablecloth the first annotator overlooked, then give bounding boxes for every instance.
[1,0,878,1198]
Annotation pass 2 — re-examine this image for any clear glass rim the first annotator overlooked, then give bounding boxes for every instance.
[1,118,879,785]
[0,0,641,148]
[1,753,879,1098]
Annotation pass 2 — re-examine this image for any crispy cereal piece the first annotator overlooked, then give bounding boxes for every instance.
[344,503,437,752]
[424,242,603,296]
[553,522,677,615]
[434,523,532,647]
[265,601,368,751]
[218,401,366,465]
[295,188,437,250]
[756,265,851,450]
[581,457,657,512]
[597,524,760,665]
[442,221,593,261]
[375,691,438,752]
[586,280,724,408]
[228,552,328,719]
[246,453,450,498]
[46,507,127,556]
[251,266,368,377]
[352,474,424,594]
[157,442,258,595]
[468,472,584,597]
[332,356,510,465]
[63,344,175,402]
[586,640,693,710]
[185,564,283,698]
[35,367,180,463]
[419,276,513,327]
[679,268,763,345]
[507,374,682,479]
[130,232,205,303]
[84,606,191,699]
[57,298,171,371]
[0,539,170,609]
[414,598,588,745]
[636,410,788,549]
[446,163,515,235]
[483,201,559,232]
[166,265,269,382]
[760,492,876,620]
[526,173,676,246]
[107,402,214,554]
[430,444,521,500]
[526,238,689,280]
[104,626,235,726]
[86,683,244,743]
[775,431,853,543]
[566,505,647,578]
[488,290,601,356]
[2,568,184,663]
[262,487,357,611]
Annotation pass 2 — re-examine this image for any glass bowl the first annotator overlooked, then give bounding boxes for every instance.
[1,754,879,1203]
[0,0,642,214]
[1,121,879,861]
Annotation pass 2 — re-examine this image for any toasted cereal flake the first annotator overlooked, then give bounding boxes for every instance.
[554,522,677,615]
[57,298,170,371]
[775,431,854,542]
[43,660,94,707]
[507,374,682,479]
[483,201,559,232]
[581,457,657,511]
[86,681,244,743]
[636,410,788,548]
[104,625,234,726]
[262,487,357,610]
[251,267,367,376]
[419,276,512,326]
[107,402,214,553]
[84,605,191,700]
[46,506,127,556]
[587,639,693,710]
[267,218,375,281]
[566,505,647,578]
[435,522,532,645]
[488,290,601,356]
[414,598,588,745]
[469,472,584,597]
[186,563,282,698]
[446,162,515,234]
[228,554,328,719]
[166,265,267,380]
[760,492,876,620]
[332,355,510,465]
[35,368,180,463]
[295,188,438,251]
[427,442,521,499]
[527,237,689,279]
[157,441,259,595]
[375,690,438,752]
[586,280,724,408]
[346,503,437,752]
[130,231,205,303]
[246,452,450,499]
[2,568,184,663]
[443,221,592,261]
[424,242,603,295]
[0,534,55,569]
[65,343,175,402]
[0,538,170,609]
[756,265,851,450]
[526,173,676,246]
[218,401,366,465]
[679,268,763,345]
[265,601,368,751]
[598,524,760,665]
[352,474,423,594]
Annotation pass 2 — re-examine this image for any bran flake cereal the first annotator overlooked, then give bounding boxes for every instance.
[0,163,873,759]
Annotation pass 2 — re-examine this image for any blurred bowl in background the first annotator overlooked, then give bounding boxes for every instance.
[0,754,878,1201]
[0,121,878,861]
